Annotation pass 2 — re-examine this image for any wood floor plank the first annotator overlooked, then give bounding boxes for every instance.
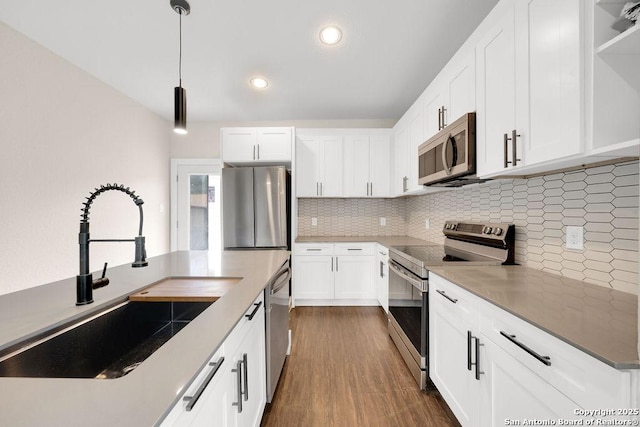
[261,306,457,427]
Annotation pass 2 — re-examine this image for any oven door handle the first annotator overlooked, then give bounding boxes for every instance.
[388,259,426,291]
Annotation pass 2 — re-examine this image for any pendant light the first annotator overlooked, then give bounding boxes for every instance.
[171,0,190,135]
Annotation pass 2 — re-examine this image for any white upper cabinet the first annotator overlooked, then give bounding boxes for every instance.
[474,0,638,178]
[344,133,391,197]
[423,88,445,141]
[295,134,343,197]
[515,0,584,165]
[296,130,391,198]
[392,126,409,195]
[590,0,640,156]
[221,127,293,165]
[477,0,585,177]
[476,1,517,177]
[424,54,476,141]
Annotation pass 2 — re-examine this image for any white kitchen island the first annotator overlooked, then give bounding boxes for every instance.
[0,250,289,426]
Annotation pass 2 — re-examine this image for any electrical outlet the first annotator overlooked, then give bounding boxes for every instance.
[425,218,430,230]
[566,226,584,250]
[380,217,386,226]
[311,217,317,226]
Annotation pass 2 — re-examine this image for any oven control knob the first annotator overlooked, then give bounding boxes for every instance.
[445,223,451,230]
[451,223,457,230]
[483,226,493,234]
[494,227,503,236]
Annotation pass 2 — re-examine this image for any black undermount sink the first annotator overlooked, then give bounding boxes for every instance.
[0,300,212,379]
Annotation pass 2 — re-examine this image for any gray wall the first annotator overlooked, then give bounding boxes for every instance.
[0,23,171,295]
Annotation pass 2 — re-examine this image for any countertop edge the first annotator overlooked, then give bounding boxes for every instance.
[429,266,640,370]
[0,250,290,426]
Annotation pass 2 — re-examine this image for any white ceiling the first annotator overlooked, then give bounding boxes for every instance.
[0,0,498,122]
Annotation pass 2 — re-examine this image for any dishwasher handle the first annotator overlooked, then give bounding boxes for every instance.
[271,264,291,295]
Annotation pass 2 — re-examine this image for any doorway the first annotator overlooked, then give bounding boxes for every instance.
[170,159,222,253]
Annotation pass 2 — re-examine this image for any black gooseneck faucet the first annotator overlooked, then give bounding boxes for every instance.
[76,183,148,306]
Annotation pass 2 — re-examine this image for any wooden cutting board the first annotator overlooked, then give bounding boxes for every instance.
[129,277,242,302]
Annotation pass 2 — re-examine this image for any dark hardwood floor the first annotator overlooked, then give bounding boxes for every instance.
[261,306,456,427]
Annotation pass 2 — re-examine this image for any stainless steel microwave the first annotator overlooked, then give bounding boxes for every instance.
[418,112,484,187]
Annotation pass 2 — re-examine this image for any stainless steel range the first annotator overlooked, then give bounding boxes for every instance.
[387,221,515,390]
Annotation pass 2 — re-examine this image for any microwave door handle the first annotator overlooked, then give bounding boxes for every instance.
[441,135,456,175]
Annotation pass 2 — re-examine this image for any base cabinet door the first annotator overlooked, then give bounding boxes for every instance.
[161,294,266,427]
[375,245,389,313]
[429,276,479,426]
[162,351,237,427]
[479,336,579,426]
[293,255,334,300]
[334,255,375,300]
[234,303,267,427]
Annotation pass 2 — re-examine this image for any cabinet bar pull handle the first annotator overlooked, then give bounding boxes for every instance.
[438,107,442,131]
[511,130,521,166]
[370,182,373,196]
[316,182,319,196]
[436,289,458,304]
[242,353,249,401]
[504,133,509,168]
[380,260,384,278]
[467,331,472,371]
[331,257,334,272]
[257,144,260,160]
[245,301,262,320]
[474,336,483,380]
[500,331,551,366]
[232,359,243,413]
[347,248,362,251]
[183,356,225,411]
[306,248,322,251]
[336,257,339,271]
[441,106,447,128]
[253,145,256,161]
[320,182,323,196]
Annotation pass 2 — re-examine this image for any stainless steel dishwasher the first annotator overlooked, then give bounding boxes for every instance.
[265,258,291,403]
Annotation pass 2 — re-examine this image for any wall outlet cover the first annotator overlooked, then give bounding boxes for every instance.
[566,226,584,250]
[380,217,386,226]
[311,217,318,226]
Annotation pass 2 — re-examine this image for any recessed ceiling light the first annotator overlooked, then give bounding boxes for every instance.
[319,26,342,45]
[250,77,269,89]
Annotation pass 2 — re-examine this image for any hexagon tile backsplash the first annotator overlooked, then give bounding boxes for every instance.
[298,160,639,294]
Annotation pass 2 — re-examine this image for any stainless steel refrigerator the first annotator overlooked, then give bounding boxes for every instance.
[222,166,290,249]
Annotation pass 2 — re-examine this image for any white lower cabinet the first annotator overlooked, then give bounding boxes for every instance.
[293,243,376,305]
[375,245,389,313]
[479,336,578,426]
[429,273,634,427]
[162,293,266,427]
[429,274,479,426]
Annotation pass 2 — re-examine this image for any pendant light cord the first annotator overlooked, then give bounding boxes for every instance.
[178,11,183,87]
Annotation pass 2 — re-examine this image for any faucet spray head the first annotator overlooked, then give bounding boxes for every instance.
[132,236,148,268]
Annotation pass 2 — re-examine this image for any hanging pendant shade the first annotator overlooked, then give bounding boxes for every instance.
[171,0,190,135]
[174,86,187,134]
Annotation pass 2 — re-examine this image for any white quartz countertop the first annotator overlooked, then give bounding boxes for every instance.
[0,250,290,426]
[429,265,639,369]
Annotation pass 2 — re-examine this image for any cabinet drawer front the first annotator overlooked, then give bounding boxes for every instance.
[480,303,631,410]
[334,243,375,256]
[161,346,226,425]
[429,274,478,322]
[226,292,265,355]
[293,243,334,255]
